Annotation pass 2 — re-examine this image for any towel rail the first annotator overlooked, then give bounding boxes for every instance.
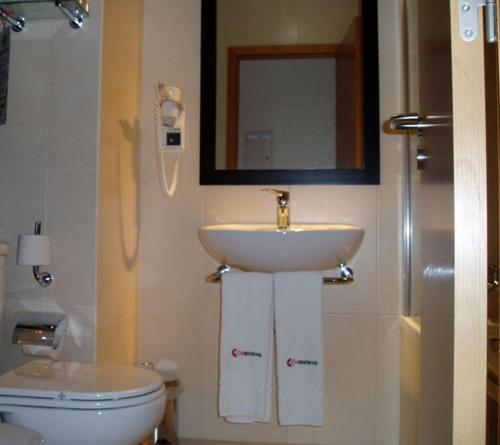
[206,263,354,285]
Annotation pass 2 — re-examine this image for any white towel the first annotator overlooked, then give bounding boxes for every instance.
[274,271,324,426]
[219,272,274,423]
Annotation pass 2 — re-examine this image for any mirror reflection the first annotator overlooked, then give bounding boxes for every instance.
[215,0,364,171]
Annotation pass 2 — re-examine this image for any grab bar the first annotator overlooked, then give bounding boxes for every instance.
[206,263,354,285]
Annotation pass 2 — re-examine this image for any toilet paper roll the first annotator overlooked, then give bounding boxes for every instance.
[22,342,62,360]
[17,235,50,266]
[52,316,68,350]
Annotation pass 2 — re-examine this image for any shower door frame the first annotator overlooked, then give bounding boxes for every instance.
[450,1,489,442]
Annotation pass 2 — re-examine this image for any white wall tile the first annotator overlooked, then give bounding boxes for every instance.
[142,0,201,65]
[378,51,406,187]
[375,316,401,445]
[291,186,378,315]
[4,38,51,127]
[379,133,406,186]
[46,168,97,310]
[378,0,404,54]
[0,168,46,295]
[47,14,102,170]
[202,186,279,225]
[0,123,47,169]
[377,185,404,315]
[0,1,103,371]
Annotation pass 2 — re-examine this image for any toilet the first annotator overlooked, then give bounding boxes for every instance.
[0,242,166,445]
[0,360,166,445]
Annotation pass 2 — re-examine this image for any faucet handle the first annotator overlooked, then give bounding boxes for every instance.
[262,188,289,205]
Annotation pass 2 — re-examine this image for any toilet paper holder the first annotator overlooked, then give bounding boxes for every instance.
[17,221,54,287]
[12,312,68,348]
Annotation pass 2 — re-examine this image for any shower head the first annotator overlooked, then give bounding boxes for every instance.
[0,8,26,32]
[54,0,89,29]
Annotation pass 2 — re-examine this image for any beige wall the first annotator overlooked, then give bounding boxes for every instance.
[0,3,103,372]
[140,0,406,444]
[97,0,143,365]
[215,0,359,168]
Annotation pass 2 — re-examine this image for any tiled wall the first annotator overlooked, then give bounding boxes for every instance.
[96,0,143,366]
[139,1,406,444]
[0,2,103,372]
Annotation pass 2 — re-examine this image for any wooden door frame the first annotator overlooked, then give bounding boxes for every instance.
[450,1,488,443]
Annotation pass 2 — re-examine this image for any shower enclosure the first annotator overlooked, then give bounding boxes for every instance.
[398,0,499,443]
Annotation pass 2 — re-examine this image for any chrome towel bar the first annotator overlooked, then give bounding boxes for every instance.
[206,263,354,285]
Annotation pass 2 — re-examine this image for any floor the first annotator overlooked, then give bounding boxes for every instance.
[143,437,303,445]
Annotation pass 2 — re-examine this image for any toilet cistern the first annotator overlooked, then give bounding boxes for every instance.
[262,188,289,229]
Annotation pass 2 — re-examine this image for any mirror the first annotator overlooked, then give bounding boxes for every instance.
[200,0,380,185]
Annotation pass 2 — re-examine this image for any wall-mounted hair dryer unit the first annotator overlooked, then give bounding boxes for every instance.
[154,83,186,197]
[156,83,185,150]
[0,8,25,32]
[17,221,54,288]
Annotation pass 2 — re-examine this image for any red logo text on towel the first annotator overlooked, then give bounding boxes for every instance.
[231,348,262,358]
[286,358,319,367]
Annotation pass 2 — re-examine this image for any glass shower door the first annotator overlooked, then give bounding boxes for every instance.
[400,0,455,443]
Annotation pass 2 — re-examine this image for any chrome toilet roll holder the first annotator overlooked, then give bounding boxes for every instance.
[12,312,68,350]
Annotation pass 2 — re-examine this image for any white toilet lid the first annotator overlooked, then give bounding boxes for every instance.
[0,423,47,444]
[0,360,163,402]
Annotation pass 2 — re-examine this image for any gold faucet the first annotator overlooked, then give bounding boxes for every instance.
[262,189,290,229]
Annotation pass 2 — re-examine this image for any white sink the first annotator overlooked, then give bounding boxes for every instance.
[198,224,364,272]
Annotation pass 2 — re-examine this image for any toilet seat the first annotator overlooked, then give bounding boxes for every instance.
[0,360,165,410]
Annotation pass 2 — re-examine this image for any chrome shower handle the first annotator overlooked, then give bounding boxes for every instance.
[388,113,453,131]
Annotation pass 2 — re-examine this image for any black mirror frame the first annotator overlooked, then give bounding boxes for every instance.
[200,0,380,185]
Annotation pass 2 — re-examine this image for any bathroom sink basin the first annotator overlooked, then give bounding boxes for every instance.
[198,224,364,272]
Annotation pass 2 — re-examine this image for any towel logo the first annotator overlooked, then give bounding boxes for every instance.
[286,358,319,368]
[232,348,262,358]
